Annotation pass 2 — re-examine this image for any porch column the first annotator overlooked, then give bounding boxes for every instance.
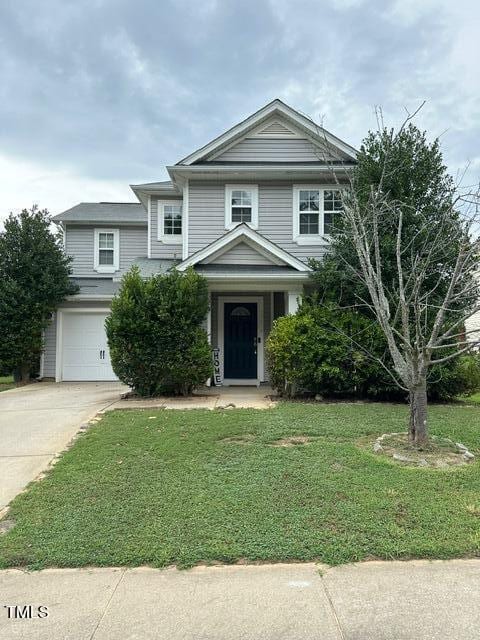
[286,290,301,315]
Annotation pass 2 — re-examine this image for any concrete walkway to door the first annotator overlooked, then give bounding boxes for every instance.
[109,384,277,411]
[0,382,127,510]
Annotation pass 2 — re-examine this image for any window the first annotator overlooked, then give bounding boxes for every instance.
[225,185,258,229]
[94,229,119,273]
[158,201,182,244]
[293,186,343,243]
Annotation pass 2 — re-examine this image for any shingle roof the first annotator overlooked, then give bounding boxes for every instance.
[132,257,177,277]
[70,278,121,297]
[53,202,147,224]
[130,180,178,192]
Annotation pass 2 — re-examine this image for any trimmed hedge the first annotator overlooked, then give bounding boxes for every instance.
[105,266,212,397]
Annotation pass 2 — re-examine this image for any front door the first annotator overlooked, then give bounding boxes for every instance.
[224,302,258,379]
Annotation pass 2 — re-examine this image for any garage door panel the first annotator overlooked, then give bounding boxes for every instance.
[61,312,117,381]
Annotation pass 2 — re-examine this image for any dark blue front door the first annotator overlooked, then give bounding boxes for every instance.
[224,302,257,379]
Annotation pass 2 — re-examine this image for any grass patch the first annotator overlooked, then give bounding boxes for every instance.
[0,402,480,569]
[0,375,15,392]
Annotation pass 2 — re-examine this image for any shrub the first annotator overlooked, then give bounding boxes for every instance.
[266,304,384,398]
[105,266,212,397]
[428,353,480,401]
[267,304,480,401]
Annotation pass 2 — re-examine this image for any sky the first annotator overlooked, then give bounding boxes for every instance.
[0,0,479,222]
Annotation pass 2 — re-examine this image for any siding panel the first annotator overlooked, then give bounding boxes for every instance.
[203,242,275,265]
[212,138,337,162]
[188,181,328,264]
[66,225,148,277]
[150,196,184,260]
[42,314,57,378]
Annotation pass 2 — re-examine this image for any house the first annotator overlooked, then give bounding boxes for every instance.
[42,99,357,385]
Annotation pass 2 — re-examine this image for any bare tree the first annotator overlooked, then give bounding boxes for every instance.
[309,108,480,445]
[340,172,480,445]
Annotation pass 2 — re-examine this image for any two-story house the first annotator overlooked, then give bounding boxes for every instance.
[42,99,357,385]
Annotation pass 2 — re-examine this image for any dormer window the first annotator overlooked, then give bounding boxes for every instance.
[225,185,258,230]
[94,229,119,273]
[158,200,182,244]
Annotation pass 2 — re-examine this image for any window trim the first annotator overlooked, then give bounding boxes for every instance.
[158,199,183,244]
[94,228,119,273]
[225,184,259,230]
[293,185,342,245]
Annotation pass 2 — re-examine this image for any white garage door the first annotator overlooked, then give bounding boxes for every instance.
[61,312,117,381]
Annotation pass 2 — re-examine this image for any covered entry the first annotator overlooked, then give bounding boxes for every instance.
[217,296,264,385]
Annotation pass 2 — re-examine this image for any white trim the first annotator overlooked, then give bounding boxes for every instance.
[94,228,120,273]
[292,185,342,245]
[182,180,189,259]
[157,199,183,245]
[55,307,111,382]
[218,296,264,384]
[147,195,152,258]
[177,99,357,165]
[225,184,258,230]
[178,224,310,272]
[40,330,45,378]
[287,290,302,314]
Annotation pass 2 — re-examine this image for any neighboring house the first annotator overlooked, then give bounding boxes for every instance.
[42,99,357,385]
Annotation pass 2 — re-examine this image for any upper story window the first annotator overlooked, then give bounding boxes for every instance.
[94,229,119,273]
[225,185,258,230]
[293,186,343,244]
[158,200,182,244]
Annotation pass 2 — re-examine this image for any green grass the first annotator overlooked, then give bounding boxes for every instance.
[1,402,480,569]
[464,393,480,405]
[0,375,15,392]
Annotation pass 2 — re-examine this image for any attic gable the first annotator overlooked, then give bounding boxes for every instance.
[200,240,282,267]
[176,99,357,166]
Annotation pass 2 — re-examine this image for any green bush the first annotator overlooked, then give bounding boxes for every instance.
[105,267,212,397]
[266,304,480,401]
[266,305,385,398]
[428,353,480,401]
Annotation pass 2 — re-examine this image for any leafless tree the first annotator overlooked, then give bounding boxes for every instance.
[311,108,480,445]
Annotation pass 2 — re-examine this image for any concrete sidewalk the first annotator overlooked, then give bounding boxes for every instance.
[1,560,479,639]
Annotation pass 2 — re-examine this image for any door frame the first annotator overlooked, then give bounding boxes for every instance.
[218,296,264,386]
[55,307,112,382]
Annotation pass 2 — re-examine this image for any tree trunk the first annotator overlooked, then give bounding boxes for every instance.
[19,364,30,385]
[408,380,428,446]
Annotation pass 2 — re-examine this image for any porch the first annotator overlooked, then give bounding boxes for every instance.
[207,287,302,386]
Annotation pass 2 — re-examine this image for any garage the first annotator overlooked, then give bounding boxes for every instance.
[59,311,117,381]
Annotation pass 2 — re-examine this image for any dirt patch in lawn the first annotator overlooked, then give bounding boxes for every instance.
[360,432,475,468]
[269,435,317,447]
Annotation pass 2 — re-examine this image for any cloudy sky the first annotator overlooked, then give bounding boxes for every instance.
[0,0,478,221]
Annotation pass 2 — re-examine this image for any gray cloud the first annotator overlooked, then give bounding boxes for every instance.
[0,0,478,215]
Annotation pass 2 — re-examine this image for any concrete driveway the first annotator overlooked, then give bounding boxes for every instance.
[0,382,126,510]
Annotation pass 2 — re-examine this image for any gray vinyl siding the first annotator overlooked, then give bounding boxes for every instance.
[212,138,339,162]
[42,314,57,378]
[188,181,329,264]
[150,196,184,260]
[65,225,147,277]
[210,291,273,382]
[203,242,274,265]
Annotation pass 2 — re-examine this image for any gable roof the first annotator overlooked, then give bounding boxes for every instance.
[53,202,146,224]
[177,224,311,272]
[176,99,357,166]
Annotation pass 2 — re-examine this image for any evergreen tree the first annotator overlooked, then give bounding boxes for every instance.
[0,206,78,382]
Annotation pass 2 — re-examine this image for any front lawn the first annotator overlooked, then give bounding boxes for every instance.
[1,402,479,569]
[0,375,15,392]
